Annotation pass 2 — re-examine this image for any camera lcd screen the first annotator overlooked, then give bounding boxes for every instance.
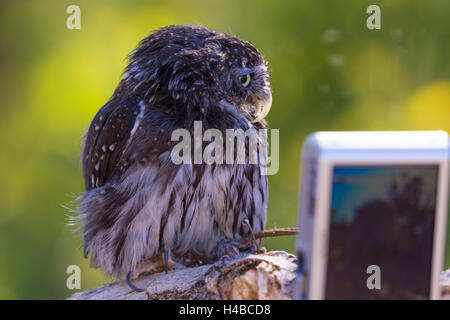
[325,165,439,299]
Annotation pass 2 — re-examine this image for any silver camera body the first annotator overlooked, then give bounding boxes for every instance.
[297,131,449,299]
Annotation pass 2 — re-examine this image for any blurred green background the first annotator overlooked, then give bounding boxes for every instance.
[0,0,449,299]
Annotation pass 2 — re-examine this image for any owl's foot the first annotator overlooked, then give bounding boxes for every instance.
[126,272,145,292]
[213,238,248,260]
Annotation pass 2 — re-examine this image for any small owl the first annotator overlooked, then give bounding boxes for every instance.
[79,25,272,282]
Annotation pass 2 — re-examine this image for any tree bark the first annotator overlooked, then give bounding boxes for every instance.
[68,251,297,300]
[68,251,450,300]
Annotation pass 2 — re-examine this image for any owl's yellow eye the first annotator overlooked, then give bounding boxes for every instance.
[239,73,251,87]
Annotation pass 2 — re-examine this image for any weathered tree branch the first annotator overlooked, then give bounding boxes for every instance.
[242,227,299,242]
[238,227,299,249]
[68,251,297,300]
[68,251,450,300]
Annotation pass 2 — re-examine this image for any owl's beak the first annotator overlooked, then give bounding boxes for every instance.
[251,90,272,123]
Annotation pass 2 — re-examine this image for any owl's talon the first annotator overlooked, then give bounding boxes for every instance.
[126,271,146,292]
[164,248,169,274]
[214,238,246,260]
[229,246,240,258]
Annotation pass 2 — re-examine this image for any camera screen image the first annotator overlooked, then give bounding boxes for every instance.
[325,165,439,299]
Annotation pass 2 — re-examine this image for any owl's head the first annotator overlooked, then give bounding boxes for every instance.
[119,24,272,123]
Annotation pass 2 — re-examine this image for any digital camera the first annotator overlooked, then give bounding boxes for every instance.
[296,131,449,299]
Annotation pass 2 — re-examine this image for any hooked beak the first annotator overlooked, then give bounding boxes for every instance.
[251,89,272,123]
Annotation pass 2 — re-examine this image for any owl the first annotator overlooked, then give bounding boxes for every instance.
[79,25,272,287]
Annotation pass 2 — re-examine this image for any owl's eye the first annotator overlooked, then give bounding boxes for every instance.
[239,73,252,87]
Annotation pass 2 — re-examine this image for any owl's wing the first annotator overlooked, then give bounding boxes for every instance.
[82,97,143,190]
